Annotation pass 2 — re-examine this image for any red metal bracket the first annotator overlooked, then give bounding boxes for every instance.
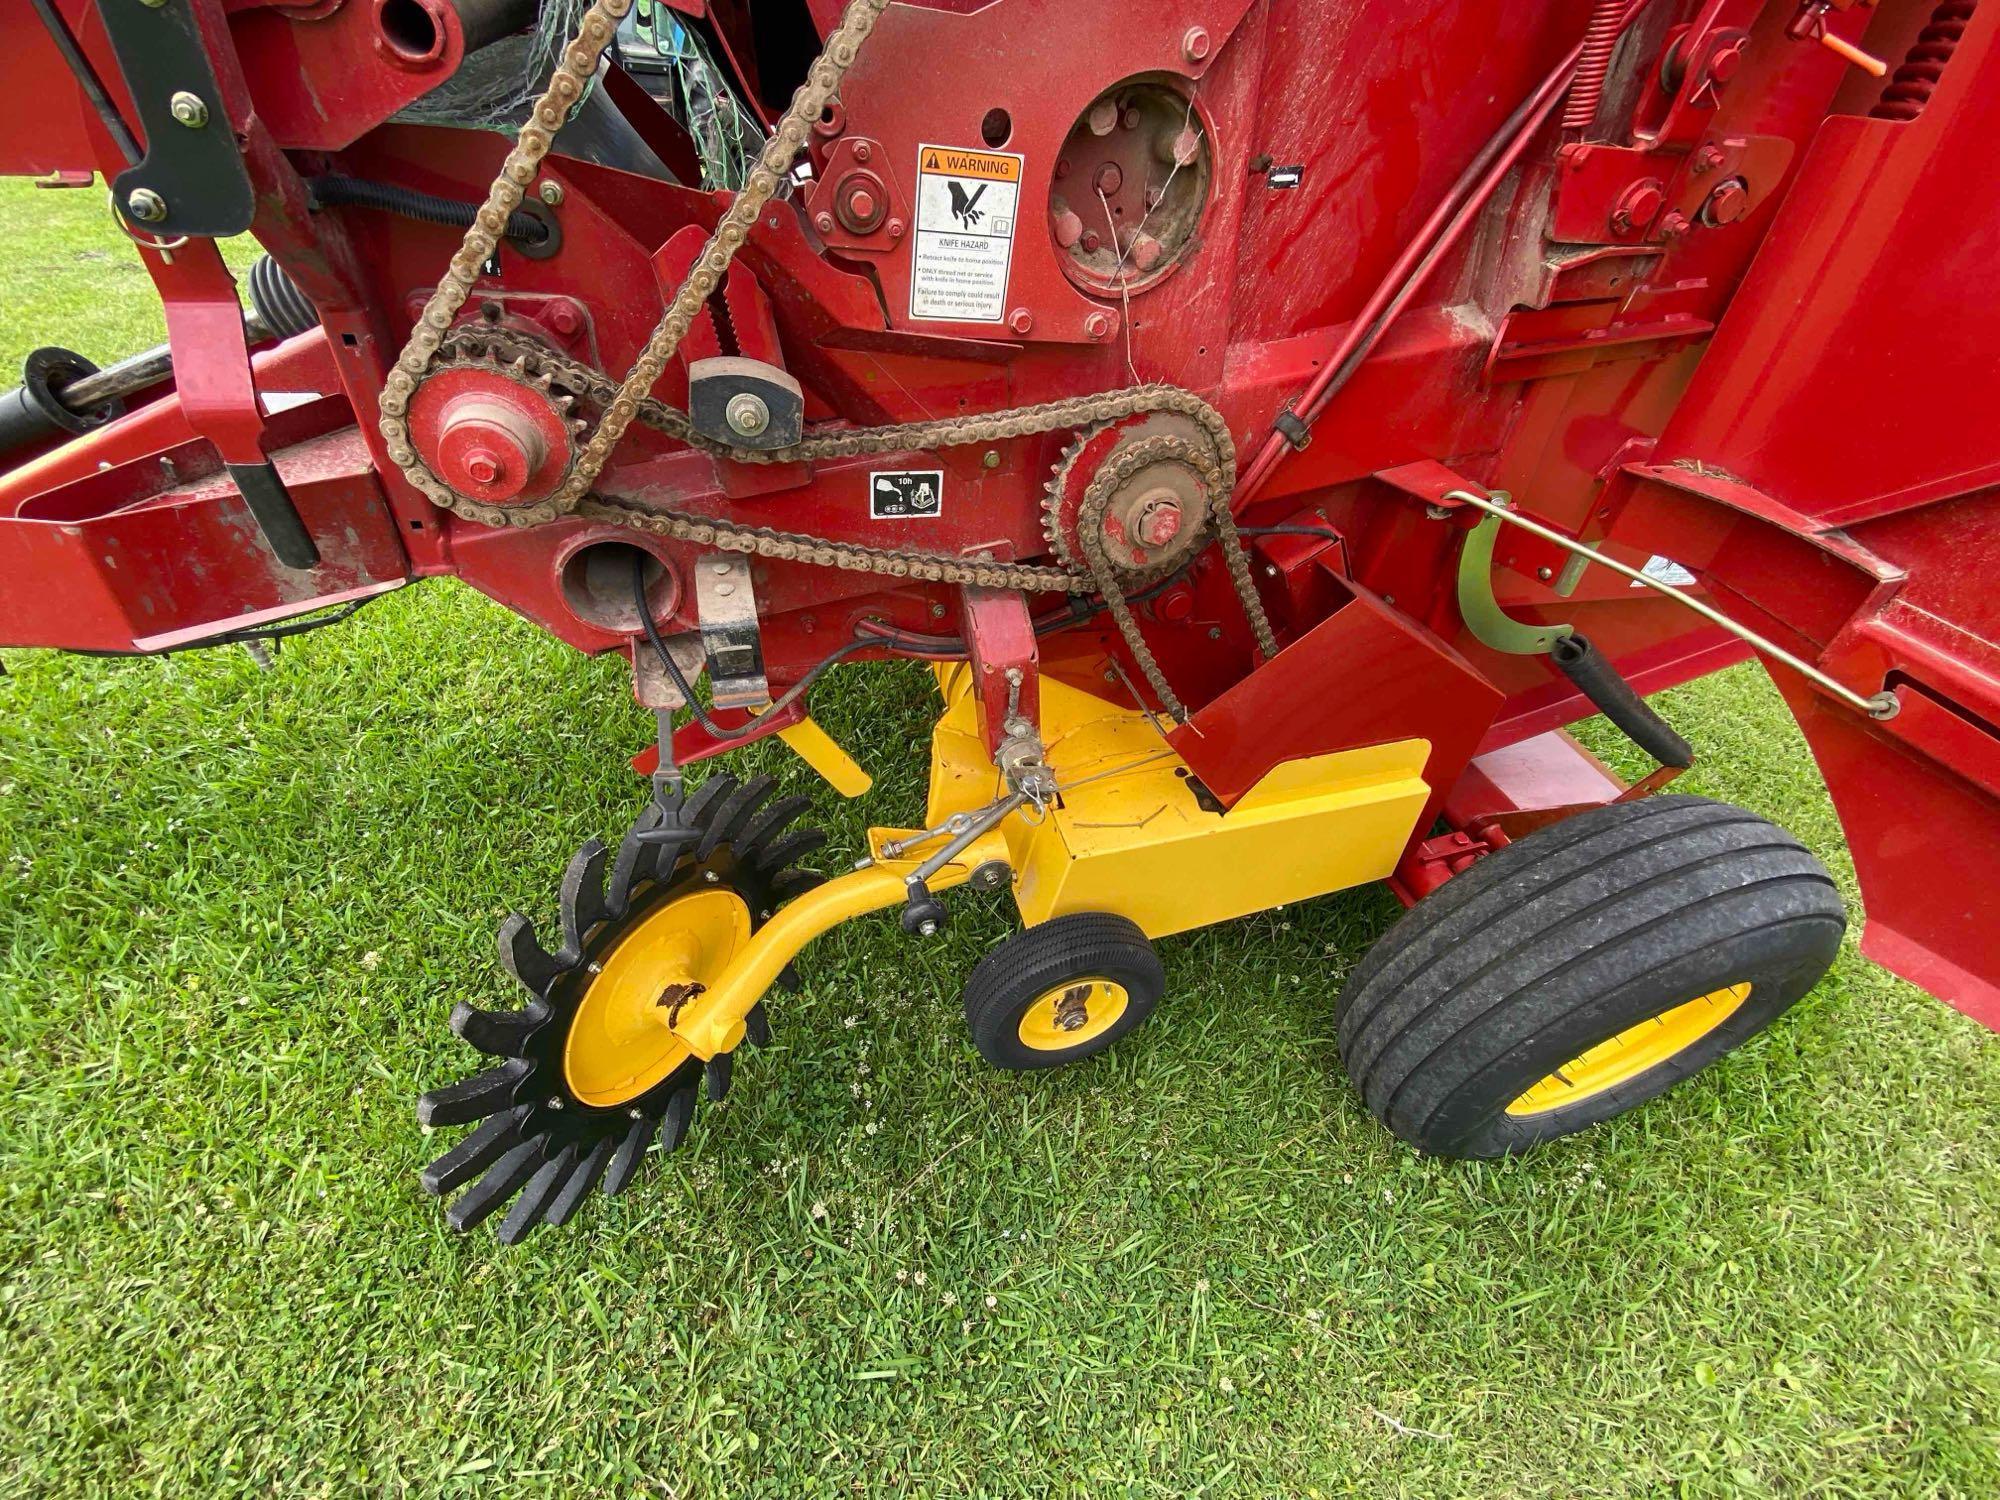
[961,585,1039,753]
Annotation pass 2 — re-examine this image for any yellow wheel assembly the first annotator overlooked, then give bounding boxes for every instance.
[963,912,1163,1070]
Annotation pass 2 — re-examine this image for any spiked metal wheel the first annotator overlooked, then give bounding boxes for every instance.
[417,774,826,1243]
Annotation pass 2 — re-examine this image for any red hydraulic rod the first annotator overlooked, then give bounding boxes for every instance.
[1233,0,1659,510]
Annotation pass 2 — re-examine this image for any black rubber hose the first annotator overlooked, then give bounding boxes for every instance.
[1550,632,1694,769]
[0,347,121,459]
[306,176,549,247]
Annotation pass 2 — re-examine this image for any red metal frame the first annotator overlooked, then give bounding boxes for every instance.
[3,0,1996,1028]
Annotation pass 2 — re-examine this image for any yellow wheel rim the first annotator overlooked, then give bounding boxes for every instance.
[1505,982,1753,1117]
[563,887,751,1107]
[1017,978,1130,1052]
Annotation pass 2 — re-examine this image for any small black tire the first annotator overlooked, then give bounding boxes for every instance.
[964,912,1164,1070]
[1336,795,1845,1158]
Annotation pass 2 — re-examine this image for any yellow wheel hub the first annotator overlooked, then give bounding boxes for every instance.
[1506,982,1753,1117]
[563,887,751,1108]
[1017,978,1130,1051]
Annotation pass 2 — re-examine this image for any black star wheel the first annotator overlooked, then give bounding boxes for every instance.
[417,774,826,1243]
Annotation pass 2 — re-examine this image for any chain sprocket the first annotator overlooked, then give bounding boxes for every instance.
[379,0,1280,645]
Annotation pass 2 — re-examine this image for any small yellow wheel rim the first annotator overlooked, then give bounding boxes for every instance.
[1505,982,1754,1118]
[1017,978,1130,1052]
[563,888,751,1107]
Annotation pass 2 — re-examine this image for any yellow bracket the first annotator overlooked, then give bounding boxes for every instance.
[667,825,1010,1058]
[777,715,873,798]
[667,668,1434,1059]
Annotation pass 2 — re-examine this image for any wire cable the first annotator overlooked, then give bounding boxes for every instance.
[632,554,871,740]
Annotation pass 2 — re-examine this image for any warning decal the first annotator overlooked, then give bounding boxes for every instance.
[910,143,1024,324]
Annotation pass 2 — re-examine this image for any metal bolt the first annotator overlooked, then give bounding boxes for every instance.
[1084,311,1114,341]
[168,92,208,129]
[1425,503,1452,520]
[1087,99,1120,137]
[1610,179,1664,235]
[546,300,581,337]
[1127,231,1164,272]
[918,919,939,937]
[886,217,906,238]
[547,1096,565,1110]
[628,1108,644,1120]
[1691,145,1726,175]
[931,601,949,616]
[587,961,603,975]
[981,449,1001,469]
[1135,496,1184,547]
[1537,566,1554,582]
[1052,207,1084,248]
[539,180,564,206]
[704,869,721,884]
[1182,25,1212,62]
[1701,177,1751,227]
[1658,210,1692,240]
[1093,162,1124,197]
[1207,626,1222,640]
[853,141,872,163]
[126,188,168,224]
[814,211,837,234]
[725,391,771,437]
[1008,307,1034,335]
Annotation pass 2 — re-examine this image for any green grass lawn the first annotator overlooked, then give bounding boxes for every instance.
[1,177,1996,1496]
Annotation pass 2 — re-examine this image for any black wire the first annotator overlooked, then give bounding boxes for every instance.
[1237,523,1353,575]
[306,176,550,247]
[1238,524,1343,542]
[59,594,381,658]
[633,555,871,741]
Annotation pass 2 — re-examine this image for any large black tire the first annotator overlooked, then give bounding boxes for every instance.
[964,912,1164,1070]
[1336,795,1845,1158]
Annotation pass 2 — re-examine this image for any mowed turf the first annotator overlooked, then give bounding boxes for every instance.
[0,177,1995,1497]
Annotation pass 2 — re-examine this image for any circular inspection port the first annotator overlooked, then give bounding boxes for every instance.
[1050,77,1212,296]
[374,0,445,64]
[558,541,681,635]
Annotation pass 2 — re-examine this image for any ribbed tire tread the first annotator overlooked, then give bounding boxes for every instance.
[1335,795,1845,1157]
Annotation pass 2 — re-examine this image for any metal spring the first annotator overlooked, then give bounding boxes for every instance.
[1871,0,1978,120]
[1562,0,1629,132]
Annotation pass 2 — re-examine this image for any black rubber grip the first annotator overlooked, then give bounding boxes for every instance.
[1550,632,1693,769]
